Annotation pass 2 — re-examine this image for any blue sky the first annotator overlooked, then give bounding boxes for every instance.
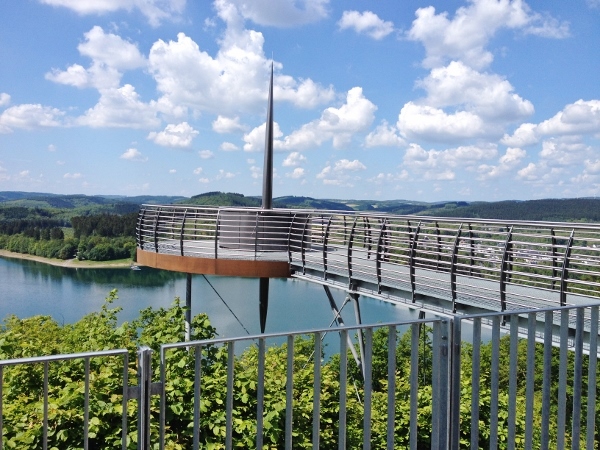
[0,0,599,202]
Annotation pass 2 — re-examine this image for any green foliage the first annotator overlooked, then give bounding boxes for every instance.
[1,295,598,449]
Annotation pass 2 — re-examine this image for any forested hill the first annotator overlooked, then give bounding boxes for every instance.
[423,198,600,222]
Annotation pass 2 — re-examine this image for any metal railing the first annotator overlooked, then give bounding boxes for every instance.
[1,304,599,449]
[137,205,600,311]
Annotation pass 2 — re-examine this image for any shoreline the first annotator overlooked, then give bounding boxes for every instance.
[0,249,133,269]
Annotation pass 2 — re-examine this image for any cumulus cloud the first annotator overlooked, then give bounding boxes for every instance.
[0,104,64,132]
[403,142,497,180]
[407,0,569,70]
[38,0,186,26]
[0,93,10,107]
[198,150,215,159]
[46,26,146,90]
[193,167,203,174]
[286,167,305,179]
[477,147,526,180]
[216,169,236,179]
[63,172,83,179]
[77,84,159,128]
[279,87,377,150]
[365,120,405,147]
[120,148,148,161]
[243,121,284,152]
[338,10,394,40]
[220,142,240,151]
[148,122,199,147]
[282,152,306,167]
[317,158,366,186]
[212,115,247,133]
[222,0,329,27]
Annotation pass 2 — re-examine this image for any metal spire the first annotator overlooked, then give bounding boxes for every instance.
[259,62,274,332]
[262,62,274,210]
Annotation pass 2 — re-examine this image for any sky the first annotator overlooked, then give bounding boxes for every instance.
[0,0,599,202]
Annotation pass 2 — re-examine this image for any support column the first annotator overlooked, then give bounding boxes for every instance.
[351,293,366,380]
[185,273,192,341]
[323,286,362,375]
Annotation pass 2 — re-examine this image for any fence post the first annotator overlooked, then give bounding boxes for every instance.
[137,346,153,450]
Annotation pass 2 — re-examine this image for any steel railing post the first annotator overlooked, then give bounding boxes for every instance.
[137,346,153,450]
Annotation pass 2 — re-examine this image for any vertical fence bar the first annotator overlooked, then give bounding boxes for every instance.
[470,318,481,449]
[409,323,419,450]
[159,348,166,450]
[339,330,348,450]
[226,342,234,450]
[257,339,265,450]
[571,308,584,449]
[557,309,569,449]
[84,358,90,450]
[363,328,373,450]
[138,346,152,450]
[489,316,500,449]
[312,332,321,449]
[586,306,599,449]
[449,318,462,450]
[524,313,536,449]
[193,345,202,450]
[285,335,294,450]
[540,311,553,449]
[386,325,396,450]
[122,353,129,450]
[507,315,518,450]
[43,361,48,450]
[431,322,440,450]
[0,366,3,450]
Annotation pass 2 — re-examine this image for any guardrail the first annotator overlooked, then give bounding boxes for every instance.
[3,304,598,449]
[137,205,600,311]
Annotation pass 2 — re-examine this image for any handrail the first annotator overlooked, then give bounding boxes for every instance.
[136,204,600,310]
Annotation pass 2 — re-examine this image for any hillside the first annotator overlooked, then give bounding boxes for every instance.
[1,191,600,223]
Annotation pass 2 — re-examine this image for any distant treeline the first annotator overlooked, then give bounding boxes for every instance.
[429,198,600,222]
[71,212,137,238]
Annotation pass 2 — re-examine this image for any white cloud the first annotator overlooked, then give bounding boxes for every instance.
[477,147,526,180]
[403,142,497,180]
[169,169,176,173]
[282,152,306,167]
[216,169,236,179]
[198,150,215,159]
[407,0,569,70]
[501,122,539,147]
[368,171,409,184]
[148,122,199,147]
[120,148,148,161]
[398,102,488,142]
[38,0,186,26]
[0,104,64,132]
[0,93,10,107]
[243,121,284,152]
[212,115,247,133]
[148,18,333,116]
[250,165,261,179]
[537,100,600,136]
[199,177,209,183]
[46,26,145,90]
[317,158,366,186]
[48,144,56,152]
[280,87,377,150]
[287,167,305,179]
[220,142,240,151]
[193,167,203,174]
[77,84,159,129]
[222,0,329,27]
[365,120,405,147]
[418,61,534,121]
[338,10,394,40]
[63,172,83,179]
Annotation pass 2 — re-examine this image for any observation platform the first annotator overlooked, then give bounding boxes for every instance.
[136,204,600,324]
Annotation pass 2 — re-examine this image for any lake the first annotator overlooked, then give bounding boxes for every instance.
[0,255,419,338]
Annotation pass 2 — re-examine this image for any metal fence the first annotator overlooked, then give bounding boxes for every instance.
[2,303,599,449]
[137,205,600,311]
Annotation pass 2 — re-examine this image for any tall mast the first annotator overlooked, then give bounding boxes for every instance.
[262,62,274,210]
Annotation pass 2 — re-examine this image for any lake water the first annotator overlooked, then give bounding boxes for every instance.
[0,255,419,338]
